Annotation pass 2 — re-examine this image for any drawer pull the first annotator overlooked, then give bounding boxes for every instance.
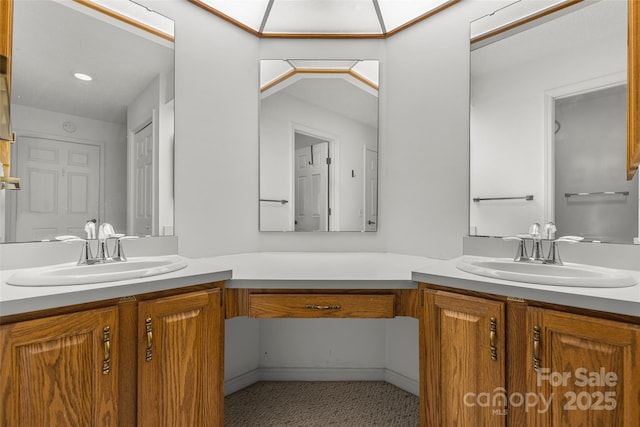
[489,317,497,361]
[102,326,111,375]
[533,326,541,372]
[305,304,341,310]
[145,317,153,362]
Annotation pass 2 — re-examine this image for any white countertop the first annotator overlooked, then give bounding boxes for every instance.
[0,256,232,317]
[412,256,640,317]
[2,252,639,318]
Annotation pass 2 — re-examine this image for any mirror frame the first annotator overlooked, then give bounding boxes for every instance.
[471,0,639,182]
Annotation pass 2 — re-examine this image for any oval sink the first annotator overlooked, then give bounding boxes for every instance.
[6,255,188,287]
[456,257,637,288]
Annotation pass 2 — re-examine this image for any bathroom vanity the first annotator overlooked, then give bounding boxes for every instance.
[1,252,639,427]
[413,259,640,427]
[0,259,231,427]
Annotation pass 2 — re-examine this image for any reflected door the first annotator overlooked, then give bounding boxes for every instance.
[133,122,153,236]
[15,136,100,241]
[295,142,328,231]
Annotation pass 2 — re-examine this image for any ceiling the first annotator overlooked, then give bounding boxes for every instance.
[11,0,174,124]
[189,0,459,37]
[471,0,627,77]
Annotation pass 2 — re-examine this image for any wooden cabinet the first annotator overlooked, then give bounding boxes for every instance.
[420,289,506,427]
[249,293,395,318]
[526,308,640,427]
[138,289,224,427]
[420,284,640,427]
[0,284,224,427]
[0,306,119,426]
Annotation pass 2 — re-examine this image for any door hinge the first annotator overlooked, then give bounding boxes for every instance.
[328,207,332,215]
[326,157,332,165]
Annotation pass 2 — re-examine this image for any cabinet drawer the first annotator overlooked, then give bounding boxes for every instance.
[248,294,395,318]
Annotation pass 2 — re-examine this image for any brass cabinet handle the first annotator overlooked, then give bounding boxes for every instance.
[304,304,341,310]
[145,317,153,362]
[533,326,541,371]
[102,326,111,375]
[489,317,497,361]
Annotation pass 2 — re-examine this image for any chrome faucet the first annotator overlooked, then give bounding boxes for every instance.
[56,222,137,265]
[504,222,583,265]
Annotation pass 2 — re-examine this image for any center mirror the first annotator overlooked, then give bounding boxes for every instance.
[1,0,174,243]
[469,0,635,244]
[259,59,379,232]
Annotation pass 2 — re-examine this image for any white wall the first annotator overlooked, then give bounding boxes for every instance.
[143,0,502,395]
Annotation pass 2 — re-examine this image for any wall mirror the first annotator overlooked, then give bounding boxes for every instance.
[469,0,637,244]
[259,59,379,232]
[1,0,174,243]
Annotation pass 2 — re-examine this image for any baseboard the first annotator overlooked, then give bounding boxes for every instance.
[224,367,419,396]
[384,369,419,396]
[224,368,262,396]
[259,367,387,382]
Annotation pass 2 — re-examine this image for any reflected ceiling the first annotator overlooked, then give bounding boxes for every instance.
[189,0,459,37]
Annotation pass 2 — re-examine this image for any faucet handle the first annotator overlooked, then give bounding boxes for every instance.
[112,235,138,262]
[56,235,93,265]
[503,236,530,262]
[557,235,584,242]
[544,236,583,265]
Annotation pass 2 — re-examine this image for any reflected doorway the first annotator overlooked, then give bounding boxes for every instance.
[294,131,331,231]
[553,84,638,243]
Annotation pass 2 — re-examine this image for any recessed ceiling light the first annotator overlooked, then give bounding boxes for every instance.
[73,72,93,81]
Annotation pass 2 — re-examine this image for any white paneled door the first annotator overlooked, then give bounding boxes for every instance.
[133,122,153,236]
[15,136,100,241]
[295,142,329,231]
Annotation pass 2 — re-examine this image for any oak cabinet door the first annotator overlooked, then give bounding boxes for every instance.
[137,288,224,427]
[527,308,640,426]
[421,289,506,427]
[0,306,119,426]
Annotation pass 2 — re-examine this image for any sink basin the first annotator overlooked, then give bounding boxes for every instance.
[456,257,637,288]
[6,255,188,287]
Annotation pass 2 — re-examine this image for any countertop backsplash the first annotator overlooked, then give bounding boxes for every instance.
[0,236,179,270]
[463,235,640,271]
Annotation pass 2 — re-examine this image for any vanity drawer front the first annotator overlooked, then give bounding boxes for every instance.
[248,294,395,318]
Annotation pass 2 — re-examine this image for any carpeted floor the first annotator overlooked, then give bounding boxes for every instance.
[224,381,419,426]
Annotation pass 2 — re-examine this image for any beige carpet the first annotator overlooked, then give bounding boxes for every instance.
[224,381,419,427]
